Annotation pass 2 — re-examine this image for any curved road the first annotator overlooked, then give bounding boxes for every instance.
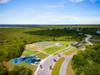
[34,46,73,75]
[60,55,74,75]
[34,34,92,75]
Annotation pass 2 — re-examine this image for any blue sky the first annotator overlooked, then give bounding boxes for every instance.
[0,0,100,24]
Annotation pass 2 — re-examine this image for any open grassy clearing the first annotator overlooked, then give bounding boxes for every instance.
[25,44,43,51]
[22,41,52,57]
[43,41,72,54]
[22,41,73,56]
[44,45,64,54]
[64,48,78,56]
[22,50,48,59]
[22,50,39,56]
[51,57,65,75]
[36,52,48,59]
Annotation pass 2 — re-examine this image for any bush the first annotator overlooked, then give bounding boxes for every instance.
[9,66,32,75]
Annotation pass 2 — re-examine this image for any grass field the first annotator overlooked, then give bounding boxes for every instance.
[22,41,72,56]
[51,57,65,75]
[36,52,48,59]
[22,50,39,56]
[66,61,74,75]
[43,41,71,54]
[44,45,64,54]
[64,48,78,56]
[22,49,48,59]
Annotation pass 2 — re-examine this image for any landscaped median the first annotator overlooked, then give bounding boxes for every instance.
[64,48,78,75]
[66,61,74,75]
[51,57,65,75]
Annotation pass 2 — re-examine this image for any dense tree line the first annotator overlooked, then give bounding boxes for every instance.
[0,40,25,61]
[0,26,99,75]
[72,44,100,75]
[0,63,8,75]
[0,63,32,75]
[9,66,32,75]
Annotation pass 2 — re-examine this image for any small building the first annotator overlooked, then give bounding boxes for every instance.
[96,30,100,34]
[76,28,80,32]
[78,33,83,35]
[71,42,83,48]
[48,28,53,31]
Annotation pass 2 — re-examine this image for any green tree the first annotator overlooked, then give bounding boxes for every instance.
[9,66,32,75]
[0,63,8,75]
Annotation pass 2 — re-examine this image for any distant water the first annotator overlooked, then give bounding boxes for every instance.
[0,24,99,28]
[0,25,38,28]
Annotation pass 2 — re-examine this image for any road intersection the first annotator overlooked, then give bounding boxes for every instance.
[34,34,92,75]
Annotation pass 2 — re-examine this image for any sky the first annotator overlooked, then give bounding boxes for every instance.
[0,0,100,24]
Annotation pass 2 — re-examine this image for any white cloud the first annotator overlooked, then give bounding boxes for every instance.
[0,11,100,24]
[69,0,98,3]
[69,0,84,3]
[77,17,100,24]
[0,0,10,4]
[45,4,64,9]
[32,13,100,24]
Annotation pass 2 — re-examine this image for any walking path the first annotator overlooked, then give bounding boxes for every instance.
[84,34,93,45]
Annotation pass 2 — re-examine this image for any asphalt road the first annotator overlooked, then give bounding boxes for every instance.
[34,34,92,75]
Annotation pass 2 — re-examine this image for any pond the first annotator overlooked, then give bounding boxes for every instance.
[11,56,41,64]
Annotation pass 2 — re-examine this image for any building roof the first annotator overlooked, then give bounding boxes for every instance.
[96,30,100,34]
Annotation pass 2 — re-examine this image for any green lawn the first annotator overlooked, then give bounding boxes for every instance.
[22,50,38,56]
[64,48,78,56]
[51,57,65,75]
[36,52,48,59]
[44,45,65,54]
[44,41,70,54]
[22,50,48,59]
[23,41,73,56]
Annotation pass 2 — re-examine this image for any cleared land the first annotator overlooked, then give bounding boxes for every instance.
[22,41,71,57]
